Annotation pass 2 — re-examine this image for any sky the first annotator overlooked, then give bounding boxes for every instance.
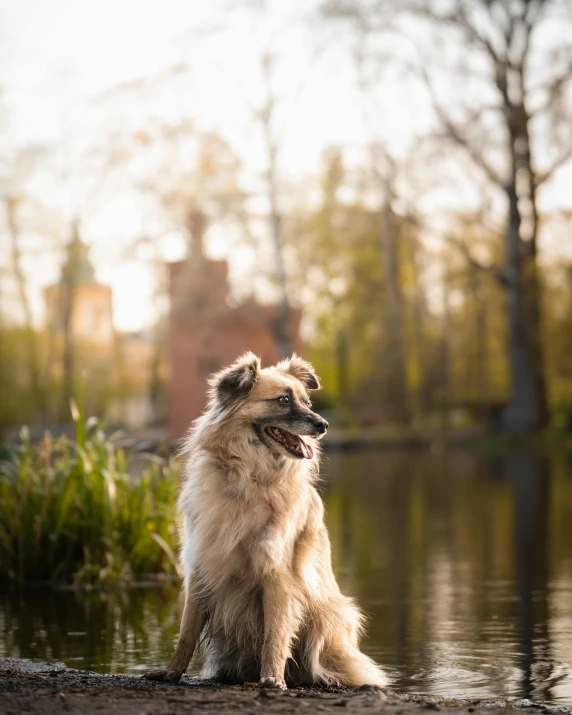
[0,0,378,330]
[0,0,422,164]
[1,0,571,331]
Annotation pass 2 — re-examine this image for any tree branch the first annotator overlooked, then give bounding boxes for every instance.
[447,234,509,287]
[529,58,572,113]
[536,144,572,186]
[418,65,506,189]
[416,2,501,66]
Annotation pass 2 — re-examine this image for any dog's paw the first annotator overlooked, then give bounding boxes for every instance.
[258,676,287,690]
[143,668,183,683]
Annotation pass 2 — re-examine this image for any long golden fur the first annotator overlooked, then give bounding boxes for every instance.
[146,352,386,690]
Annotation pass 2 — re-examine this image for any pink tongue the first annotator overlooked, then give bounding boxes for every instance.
[299,439,313,459]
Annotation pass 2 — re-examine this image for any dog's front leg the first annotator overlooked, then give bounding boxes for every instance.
[259,577,296,690]
[145,573,206,683]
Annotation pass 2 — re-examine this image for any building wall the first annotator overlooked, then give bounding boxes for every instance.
[44,283,114,345]
[167,258,302,439]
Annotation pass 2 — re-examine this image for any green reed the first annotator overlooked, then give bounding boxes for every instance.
[0,412,180,585]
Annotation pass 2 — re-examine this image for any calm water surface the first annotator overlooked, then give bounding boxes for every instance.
[1,449,571,703]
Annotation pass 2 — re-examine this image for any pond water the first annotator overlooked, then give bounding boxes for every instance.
[1,448,572,704]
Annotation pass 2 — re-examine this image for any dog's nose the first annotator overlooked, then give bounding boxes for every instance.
[314,418,328,434]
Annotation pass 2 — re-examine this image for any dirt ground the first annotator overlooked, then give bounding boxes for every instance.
[0,659,569,715]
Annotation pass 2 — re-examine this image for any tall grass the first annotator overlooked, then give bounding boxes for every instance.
[0,412,180,585]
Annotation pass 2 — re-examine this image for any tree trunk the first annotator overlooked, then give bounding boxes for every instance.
[269,210,293,359]
[503,189,546,430]
[60,276,76,421]
[439,272,451,433]
[473,280,488,422]
[261,52,293,359]
[503,117,549,431]
[405,225,426,418]
[266,146,292,359]
[6,197,44,422]
[380,188,410,425]
[148,324,163,424]
[336,328,349,403]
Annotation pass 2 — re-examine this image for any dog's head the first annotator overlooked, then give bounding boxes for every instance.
[208,352,327,460]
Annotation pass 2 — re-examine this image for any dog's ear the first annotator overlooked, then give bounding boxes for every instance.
[209,352,261,406]
[278,353,321,390]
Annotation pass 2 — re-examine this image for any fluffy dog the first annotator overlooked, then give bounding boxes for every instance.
[146,352,385,690]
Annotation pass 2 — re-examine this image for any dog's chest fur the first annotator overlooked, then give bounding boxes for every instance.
[179,451,312,584]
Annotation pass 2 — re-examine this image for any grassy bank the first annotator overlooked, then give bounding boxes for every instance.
[0,413,180,585]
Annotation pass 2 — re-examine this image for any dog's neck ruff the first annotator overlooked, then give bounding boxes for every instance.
[211,441,316,488]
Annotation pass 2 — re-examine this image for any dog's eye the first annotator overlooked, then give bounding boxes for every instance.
[278,395,290,405]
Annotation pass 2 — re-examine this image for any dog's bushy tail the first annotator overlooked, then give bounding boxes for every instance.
[325,640,387,688]
[300,594,387,688]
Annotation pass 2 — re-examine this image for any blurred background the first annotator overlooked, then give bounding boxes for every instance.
[1,0,572,704]
[1,0,571,439]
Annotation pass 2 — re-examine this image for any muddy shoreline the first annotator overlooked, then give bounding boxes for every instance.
[1,659,570,715]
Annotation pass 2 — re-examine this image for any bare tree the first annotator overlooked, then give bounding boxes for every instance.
[0,142,58,423]
[469,267,489,421]
[56,220,83,421]
[413,0,572,430]
[439,261,452,432]
[373,157,410,425]
[346,14,430,423]
[258,50,293,358]
[403,216,429,417]
[328,0,572,430]
[204,0,331,358]
[4,196,43,415]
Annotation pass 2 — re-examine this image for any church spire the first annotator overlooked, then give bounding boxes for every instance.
[186,208,206,261]
[60,222,96,286]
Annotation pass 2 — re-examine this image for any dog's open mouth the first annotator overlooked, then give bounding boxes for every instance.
[265,427,314,459]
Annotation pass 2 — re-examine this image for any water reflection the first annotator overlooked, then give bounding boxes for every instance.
[1,449,571,703]
[322,450,572,703]
[0,584,182,674]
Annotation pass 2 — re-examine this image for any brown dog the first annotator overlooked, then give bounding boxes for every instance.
[146,352,385,689]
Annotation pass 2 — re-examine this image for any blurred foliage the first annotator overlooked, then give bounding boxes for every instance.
[0,326,45,432]
[544,263,572,409]
[0,406,179,585]
[2,149,572,434]
[1,12,571,434]
[286,150,572,426]
[0,327,123,435]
